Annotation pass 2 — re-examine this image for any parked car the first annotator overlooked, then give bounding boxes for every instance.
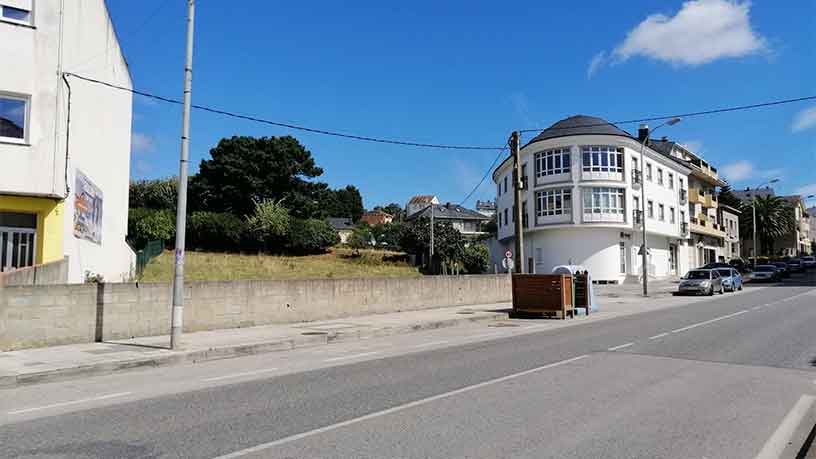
[728,258,751,273]
[787,259,804,273]
[771,262,790,277]
[715,267,743,292]
[802,256,816,269]
[702,262,732,270]
[751,265,781,282]
[678,269,725,296]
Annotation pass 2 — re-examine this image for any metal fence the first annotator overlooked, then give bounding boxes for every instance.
[135,240,164,276]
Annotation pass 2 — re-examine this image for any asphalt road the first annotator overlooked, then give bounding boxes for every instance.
[1,272,815,458]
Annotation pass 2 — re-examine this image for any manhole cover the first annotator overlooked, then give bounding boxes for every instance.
[301,331,328,336]
[489,322,520,327]
[457,311,475,315]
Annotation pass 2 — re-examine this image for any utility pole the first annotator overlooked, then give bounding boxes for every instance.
[170,0,196,350]
[510,131,524,274]
[429,204,434,272]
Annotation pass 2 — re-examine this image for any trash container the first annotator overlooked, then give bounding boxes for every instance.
[511,274,575,319]
[552,265,598,314]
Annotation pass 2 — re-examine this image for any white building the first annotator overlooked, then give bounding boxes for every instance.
[405,195,439,218]
[492,115,693,283]
[0,0,134,282]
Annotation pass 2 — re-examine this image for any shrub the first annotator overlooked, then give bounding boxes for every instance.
[129,178,178,210]
[245,198,291,252]
[287,219,340,254]
[463,244,490,274]
[127,208,175,249]
[348,226,373,254]
[186,211,244,251]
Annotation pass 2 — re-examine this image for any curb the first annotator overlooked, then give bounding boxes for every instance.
[0,311,509,389]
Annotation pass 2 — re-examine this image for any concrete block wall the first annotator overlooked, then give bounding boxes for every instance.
[0,257,70,287]
[0,275,511,351]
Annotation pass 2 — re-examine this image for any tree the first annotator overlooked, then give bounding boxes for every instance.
[400,218,465,268]
[129,178,178,210]
[287,219,340,254]
[718,184,742,209]
[186,212,244,251]
[195,136,326,217]
[320,185,365,221]
[127,208,175,249]
[245,198,291,252]
[740,195,797,256]
[348,226,373,255]
[462,244,490,274]
[381,203,404,221]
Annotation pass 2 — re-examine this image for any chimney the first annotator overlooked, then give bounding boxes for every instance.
[445,202,451,209]
[661,136,668,141]
[638,124,649,142]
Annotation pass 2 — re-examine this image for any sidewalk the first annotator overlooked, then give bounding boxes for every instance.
[0,278,723,389]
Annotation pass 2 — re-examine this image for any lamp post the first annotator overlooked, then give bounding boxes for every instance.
[750,178,780,269]
[638,117,681,297]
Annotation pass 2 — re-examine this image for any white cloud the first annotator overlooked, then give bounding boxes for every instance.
[589,0,767,75]
[795,183,816,197]
[792,106,816,133]
[131,132,156,154]
[681,140,704,153]
[586,51,607,78]
[721,160,783,183]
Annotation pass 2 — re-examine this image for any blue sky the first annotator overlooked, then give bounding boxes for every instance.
[100,0,815,210]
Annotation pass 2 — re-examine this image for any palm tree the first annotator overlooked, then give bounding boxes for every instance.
[740,195,797,256]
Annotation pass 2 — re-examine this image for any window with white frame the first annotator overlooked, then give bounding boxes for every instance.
[535,148,571,177]
[658,204,665,221]
[0,93,28,141]
[646,163,653,181]
[583,187,625,214]
[0,2,32,25]
[670,206,676,223]
[581,146,624,173]
[536,188,572,217]
[668,172,674,189]
[657,168,664,185]
[647,200,654,218]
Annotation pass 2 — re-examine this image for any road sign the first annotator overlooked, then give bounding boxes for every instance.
[502,257,514,270]
[505,250,513,259]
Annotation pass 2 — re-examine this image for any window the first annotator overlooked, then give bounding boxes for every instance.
[535,148,571,177]
[619,242,626,274]
[668,173,674,189]
[646,164,653,181]
[0,94,28,141]
[657,168,664,186]
[521,164,528,189]
[536,188,572,217]
[680,210,686,222]
[581,146,624,173]
[504,208,508,226]
[658,204,665,221]
[633,196,640,212]
[670,207,676,224]
[0,212,37,271]
[679,178,685,190]
[583,187,625,214]
[647,200,654,218]
[498,211,501,227]
[497,182,500,197]
[522,201,528,228]
[1,4,31,24]
[503,176,508,194]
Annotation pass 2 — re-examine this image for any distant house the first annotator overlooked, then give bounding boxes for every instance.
[327,217,355,244]
[475,200,496,218]
[360,210,393,226]
[405,202,490,238]
[406,195,439,218]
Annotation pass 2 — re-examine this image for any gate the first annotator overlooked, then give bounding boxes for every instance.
[0,227,37,272]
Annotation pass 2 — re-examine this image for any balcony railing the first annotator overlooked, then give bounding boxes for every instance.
[632,169,642,186]
[633,209,643,224]
[680,222,689,235]
[679,189,688,204]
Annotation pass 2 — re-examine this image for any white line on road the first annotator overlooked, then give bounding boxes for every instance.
[755,394,816,459]
[7,392,133,415]
[323,351,379,362]
[607,342,634,351]
[752,306,761,310]
[671,310,748,334]
[648,333,669,340]
[469,332,505,340]
[412,340,450,348]
[202,368,280,382]
[213,354,590,459]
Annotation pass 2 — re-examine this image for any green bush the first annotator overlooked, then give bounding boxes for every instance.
[245,198,291,252]
[287,219,340,254]
[129,178,178,210]
[463,244,490,274]
[186,212,244,251]
[127,208,175,249]
[348,226,373,254]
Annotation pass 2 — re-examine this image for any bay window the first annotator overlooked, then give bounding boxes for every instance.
[582,187,625,222]
[535,147,571,178]
[581,146,624,173]
[536,188,572,219]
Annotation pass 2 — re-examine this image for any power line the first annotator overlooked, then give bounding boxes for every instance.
[518,95,816,134]
[459,145,508,206]
[63,72,504,151]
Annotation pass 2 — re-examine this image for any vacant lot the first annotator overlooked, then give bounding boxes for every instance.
[140,248,421,282]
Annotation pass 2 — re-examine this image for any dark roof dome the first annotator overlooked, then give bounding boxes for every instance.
[526,115,632,146]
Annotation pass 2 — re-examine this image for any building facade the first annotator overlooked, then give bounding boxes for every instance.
[720,205,741,260]
[649,140,730,265]
[405,195,439,218]
[0,0,135,282]
[492,115,693,283]
[406,202,489,239]
[475,200,496,218]
[360,210,393,226]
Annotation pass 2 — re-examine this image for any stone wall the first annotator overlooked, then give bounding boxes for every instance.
[0,275,511,350]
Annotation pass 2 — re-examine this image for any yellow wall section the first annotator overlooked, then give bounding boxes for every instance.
[0,196,64,264]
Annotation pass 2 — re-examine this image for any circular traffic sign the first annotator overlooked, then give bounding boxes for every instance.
[505,250,513,259]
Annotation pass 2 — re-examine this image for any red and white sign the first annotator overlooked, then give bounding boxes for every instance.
[505,250,513,259]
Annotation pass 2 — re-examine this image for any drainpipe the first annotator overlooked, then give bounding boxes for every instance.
[61,73,72,198]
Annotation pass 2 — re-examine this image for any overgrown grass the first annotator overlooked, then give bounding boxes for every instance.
[139,248,421,282]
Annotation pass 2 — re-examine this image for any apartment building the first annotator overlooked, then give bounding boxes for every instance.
[492,115,693,282]
[720,205,741,260]
[649,139,729,266]
[0,0,134,282]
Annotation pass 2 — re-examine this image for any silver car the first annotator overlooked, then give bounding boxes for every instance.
[678,269,724,296]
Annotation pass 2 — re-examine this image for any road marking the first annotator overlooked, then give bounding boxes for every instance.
[323,351,379,362]
[755,394,816,459]
[607,342,634,351]
[202,368,279,382]
[649,333,669,340]
[467,332,505,341]
[213,354,590,459]
[752,306,761,310]
[412,340,450,348]
[7,392,133,415]
[671,310,748,334]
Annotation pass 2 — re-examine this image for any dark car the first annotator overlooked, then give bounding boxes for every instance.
[702,262,732,270]
[771,262,790,277]
[787,259,804,273]
[728,258,751,273]
[752,264,780,282]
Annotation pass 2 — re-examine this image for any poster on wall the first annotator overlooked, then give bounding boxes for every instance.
[73,170,103,245]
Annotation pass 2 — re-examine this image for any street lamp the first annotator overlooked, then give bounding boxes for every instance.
[750,178,780,269]
[638,117,681,297]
